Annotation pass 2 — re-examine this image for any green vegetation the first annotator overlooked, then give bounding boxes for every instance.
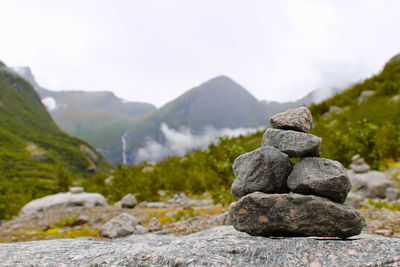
[0,64,110,219]
[310,58,400,169]
[83,132,264,206]
[363,199,400,211]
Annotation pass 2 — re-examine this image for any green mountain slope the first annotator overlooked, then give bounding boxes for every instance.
[13,67,156,163]
[310,54,400,169]
[0,62,110,219]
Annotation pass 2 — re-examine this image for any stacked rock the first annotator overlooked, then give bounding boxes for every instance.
[350,154,371,173]
[230,107,366,239]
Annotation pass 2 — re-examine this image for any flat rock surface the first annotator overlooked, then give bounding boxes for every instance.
[262,128,321,158]
[231,192,366,238]
[231,146,293,198]
[0,226,399,266]
[287,157,351,203]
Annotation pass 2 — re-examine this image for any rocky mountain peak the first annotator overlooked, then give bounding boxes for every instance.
[12,66,40,89]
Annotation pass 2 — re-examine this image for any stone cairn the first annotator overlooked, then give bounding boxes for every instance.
[350,154,371,173]
[229,106,366,238]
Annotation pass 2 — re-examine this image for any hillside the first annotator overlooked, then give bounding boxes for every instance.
[13,67,156,162]
[310,54,400,169]
[15,67,341,164]
[84,53,400,207]
[124,76,270,163]
[0,62,110,219]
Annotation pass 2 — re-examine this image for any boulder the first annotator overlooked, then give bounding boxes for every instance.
[358,90,374,104]
[2,226,399,266]
[231,146,293,198]
[344,192,366,209]
[230,192,366,238]
[121,193,137,209]
[134,225,149,235]
[287,157,351,203]
[270,106,313,133]
[19,191,108,216]
[147,217,162,232]
[386,187,400,201]
[262,128,321,158]
[350,155,370,173]
[348,170,398,199]
[168,193,188,205]
[69,187,84,194]
[99,213,140,238]
[137,202,168,208]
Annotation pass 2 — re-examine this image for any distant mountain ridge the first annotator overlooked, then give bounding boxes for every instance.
[14,67,341,164]
[13,67,156,161]
[0,61,109,219]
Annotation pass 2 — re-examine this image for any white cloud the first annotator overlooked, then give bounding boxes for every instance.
[41,97,57,111]
[135,123,260,163]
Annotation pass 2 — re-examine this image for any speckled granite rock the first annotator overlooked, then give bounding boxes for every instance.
[231,146,293,198]
[99,213,141,238]
[287,157,351,203]
[0,226,399,266]
[262,128,321,158]
[231,192,366,238]
[270,106,313,133]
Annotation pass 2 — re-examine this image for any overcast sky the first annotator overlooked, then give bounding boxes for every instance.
[1,0,400,107]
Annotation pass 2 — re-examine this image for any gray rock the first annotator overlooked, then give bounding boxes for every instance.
[69,187,84,194]
[350,155,371,173]
[392,95,400,102]
[75,215,89,226]
[287,157,351,203]
[1,226,399,266]
[385,187,400,201]
[231,146,294,198]
[147,217,163,232]
[19,191,108,216]
[270,106,313,133]
[358,90,374,104]
[121,193,137,209]
[262,128,321,158]
[134,224,149,235]
[99,213,140,238]
[328,105,342,113]
[231,192,366,238]
[344,192,366,209]
[138,201,168,208]
[348,170,398,199]
[351,163,371,173]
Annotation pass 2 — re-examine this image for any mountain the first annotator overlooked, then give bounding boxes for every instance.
[0,61,110,219]
[310,53,400,169]
[123,76,269,163]
[13,67,156,162]
[84,53,400,208]
[260,87,342,115]
[15,67,340,164]
[124,76,343,164]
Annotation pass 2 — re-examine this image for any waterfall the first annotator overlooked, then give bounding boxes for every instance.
[121,132,128,164]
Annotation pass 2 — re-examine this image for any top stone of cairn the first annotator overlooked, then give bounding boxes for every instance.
[270,106,313,133]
